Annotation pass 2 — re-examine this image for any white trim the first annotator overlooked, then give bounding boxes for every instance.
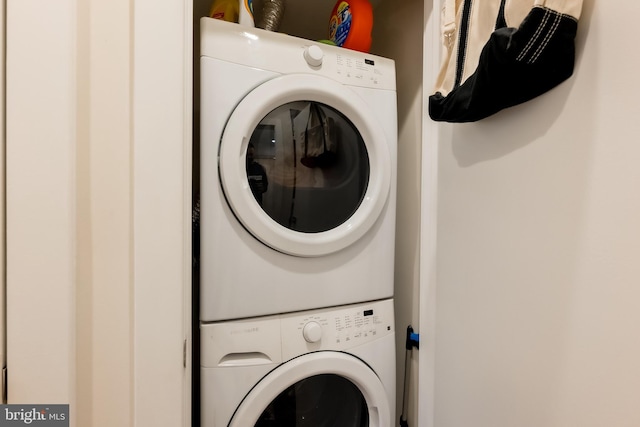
[1,0,6,394]
[132,0,191,425]
[182,1,194,425]
[419,0,441,427]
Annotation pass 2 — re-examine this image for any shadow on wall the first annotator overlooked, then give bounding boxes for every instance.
[448,0,596,167]
[449,82,575,167]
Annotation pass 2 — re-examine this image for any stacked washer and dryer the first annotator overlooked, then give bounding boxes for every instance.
[199,17,398,426]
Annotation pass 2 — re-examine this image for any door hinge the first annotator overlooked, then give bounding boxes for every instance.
[2,367,7,403]
[183,339,187,368]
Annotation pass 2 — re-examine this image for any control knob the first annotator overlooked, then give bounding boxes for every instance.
[302,321,323,343]
[303,45,324,67]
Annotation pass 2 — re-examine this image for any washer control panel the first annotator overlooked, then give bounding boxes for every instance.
[281,299,394,359]
[201,298,395,367]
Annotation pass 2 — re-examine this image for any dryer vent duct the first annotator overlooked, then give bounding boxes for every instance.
[256,0,286,32]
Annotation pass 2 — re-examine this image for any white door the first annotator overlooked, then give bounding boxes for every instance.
[229,352,390,426]
[219,74,392,257]
[0,0,5,403]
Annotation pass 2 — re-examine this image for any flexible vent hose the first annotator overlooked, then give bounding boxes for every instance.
[256,0,285,31]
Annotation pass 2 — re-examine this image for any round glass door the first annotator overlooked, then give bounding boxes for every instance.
[255,374,368,426]
[219,74,391,257]
[228,352,390,427]
[245,101,369,233]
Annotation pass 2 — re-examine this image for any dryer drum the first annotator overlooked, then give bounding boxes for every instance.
[244,100,369,235]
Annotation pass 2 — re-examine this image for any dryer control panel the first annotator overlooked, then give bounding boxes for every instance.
[201,17,396,91]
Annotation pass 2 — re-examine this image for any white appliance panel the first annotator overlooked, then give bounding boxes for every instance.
[199,17,397,321]
[201,298,396,427]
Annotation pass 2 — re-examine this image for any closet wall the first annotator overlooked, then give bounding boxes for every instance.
[432,1,640,426]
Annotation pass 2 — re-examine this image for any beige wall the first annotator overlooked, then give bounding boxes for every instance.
[433,1,640,426]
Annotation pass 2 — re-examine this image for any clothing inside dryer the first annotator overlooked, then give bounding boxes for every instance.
[246,101,370,233]
[255,374,369,426]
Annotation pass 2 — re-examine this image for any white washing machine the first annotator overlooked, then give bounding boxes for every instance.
[200,18,397,321]
[201,298,396,426]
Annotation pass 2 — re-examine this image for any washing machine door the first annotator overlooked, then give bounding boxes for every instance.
[229,352,390,427]
[218,74,392,257]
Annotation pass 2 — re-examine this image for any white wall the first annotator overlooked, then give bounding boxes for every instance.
[433,1,640,426]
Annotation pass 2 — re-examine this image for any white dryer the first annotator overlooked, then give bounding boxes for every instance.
[200,18,397,321]
[201,298,396,426]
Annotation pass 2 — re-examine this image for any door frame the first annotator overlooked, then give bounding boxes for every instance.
[419,1,440,427]
[132,0,193,425]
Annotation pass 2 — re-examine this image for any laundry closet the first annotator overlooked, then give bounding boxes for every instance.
[192,1,425,426]
[4,0,426,426]
[11,2,634,427]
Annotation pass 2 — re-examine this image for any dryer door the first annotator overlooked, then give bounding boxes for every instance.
[218,74,391,257]
[229,352,390,427]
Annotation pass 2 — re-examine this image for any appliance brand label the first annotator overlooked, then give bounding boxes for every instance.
[230,327,259,335]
